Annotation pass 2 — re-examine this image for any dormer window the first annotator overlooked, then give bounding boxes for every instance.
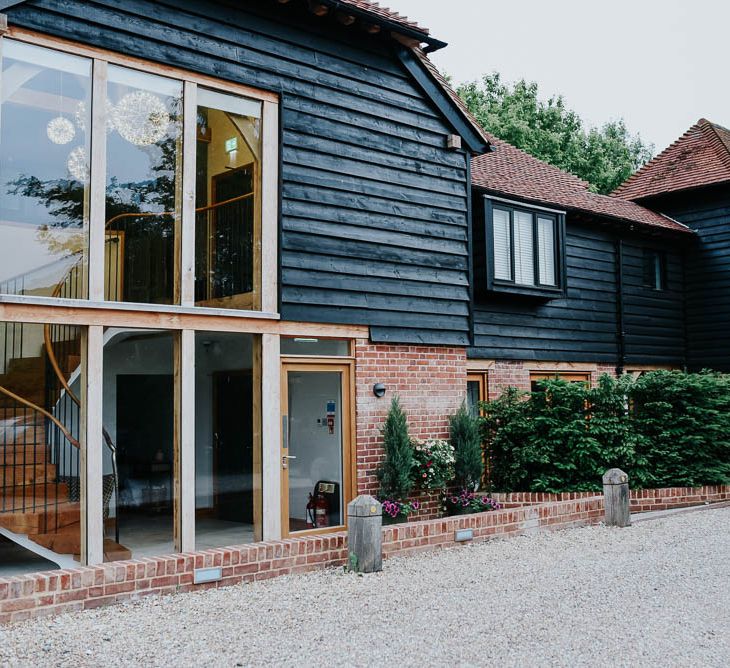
[484,197,566,297]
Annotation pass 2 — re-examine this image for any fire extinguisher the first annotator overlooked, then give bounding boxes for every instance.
[314,492,329,528]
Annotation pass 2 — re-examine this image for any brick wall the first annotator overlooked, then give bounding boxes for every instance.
[1,485,726,624]
[486,361,619,398]
[354,341,467,518]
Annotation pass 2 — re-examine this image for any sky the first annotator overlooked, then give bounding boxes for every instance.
[393,0,730,153]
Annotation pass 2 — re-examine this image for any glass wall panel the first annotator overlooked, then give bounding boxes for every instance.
[102,329,174,560]
[195,332,261,548]
[105,67,182,305]
[0,40,91,300]
[0,320,83,576]
[195,88,262,310]
[280,338,350,357]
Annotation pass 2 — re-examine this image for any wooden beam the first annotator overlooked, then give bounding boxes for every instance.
[363,23,381,34]
[180,81,197,307]
[88,59,108,302]
[261,333,281,541]
[307,0,329,17]
[261,100,279,315]
[0,299,369,338]
[175,329,195,553]
[336,12,356,26]
[83,326,105,565]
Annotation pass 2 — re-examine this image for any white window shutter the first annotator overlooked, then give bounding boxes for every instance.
[537,217,556,286]
[513,211,534,285]
[492,208,512,280]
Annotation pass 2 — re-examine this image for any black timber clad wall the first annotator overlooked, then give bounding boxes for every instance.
[644,185,730,371]
[10,0,470,345]
[621,240,685,366]
[471,194,686,365]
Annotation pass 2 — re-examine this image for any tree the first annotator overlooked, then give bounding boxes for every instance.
[377,397,414,501]
[457,73,654,194]
[450,403,483,491]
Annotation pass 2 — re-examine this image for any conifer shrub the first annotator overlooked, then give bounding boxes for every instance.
[377,396,414,503]
[450,402,483,491]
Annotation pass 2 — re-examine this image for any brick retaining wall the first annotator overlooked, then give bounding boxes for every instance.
[1,484,726,624]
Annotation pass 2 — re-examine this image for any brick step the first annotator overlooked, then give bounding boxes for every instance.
[0,481,70,506]
[0,462,56,485]
[0,500,79,534]
[0,444,51,464]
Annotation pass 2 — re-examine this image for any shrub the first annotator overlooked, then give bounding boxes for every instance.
[481,371,730,493]
[629,371,730,487]
[450,403,483,490]
[376,396,414,503]
[411,438,455,491]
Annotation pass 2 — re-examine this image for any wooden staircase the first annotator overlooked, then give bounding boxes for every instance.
[0,350,131,565]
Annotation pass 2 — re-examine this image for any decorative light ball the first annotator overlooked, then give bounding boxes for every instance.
[75,99,116,134]
[47,116,75,145]
[113,91,170,146]
[67,146,89,183]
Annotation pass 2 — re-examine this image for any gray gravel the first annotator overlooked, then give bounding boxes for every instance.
[1,506,729,667]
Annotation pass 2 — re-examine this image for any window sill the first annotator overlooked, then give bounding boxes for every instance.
[487,282,565,300]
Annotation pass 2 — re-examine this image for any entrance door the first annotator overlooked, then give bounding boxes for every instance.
[281,363,352,536]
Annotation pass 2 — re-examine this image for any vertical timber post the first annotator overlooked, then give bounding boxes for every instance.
[603,468,631,527]
[347,495,383,573]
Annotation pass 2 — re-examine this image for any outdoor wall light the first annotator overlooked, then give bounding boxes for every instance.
[373,383,386,398]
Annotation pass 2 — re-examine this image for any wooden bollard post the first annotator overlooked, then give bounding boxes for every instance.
[602,468,631,527]
[347,495,382,573]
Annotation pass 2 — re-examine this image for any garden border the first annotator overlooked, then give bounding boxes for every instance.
[1,485,727,623]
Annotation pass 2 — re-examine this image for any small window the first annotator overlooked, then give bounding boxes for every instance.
[485,199,564,297]
[642,249,665,291]
[280,337,351,357]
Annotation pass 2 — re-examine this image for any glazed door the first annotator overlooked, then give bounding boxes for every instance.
[280,363,352,536]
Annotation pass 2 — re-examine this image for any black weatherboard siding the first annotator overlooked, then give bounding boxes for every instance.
[642,185,730,371]
[470,193,687,366]
[8,0,472,345]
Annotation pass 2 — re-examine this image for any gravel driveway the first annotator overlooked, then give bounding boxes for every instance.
[1,506,728,667]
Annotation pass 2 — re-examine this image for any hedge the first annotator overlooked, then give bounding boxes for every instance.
[481,371,730,493]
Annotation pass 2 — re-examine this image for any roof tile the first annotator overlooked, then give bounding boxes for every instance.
[613,118,730,200]
[472,135,691,234]
[335,0,429,35]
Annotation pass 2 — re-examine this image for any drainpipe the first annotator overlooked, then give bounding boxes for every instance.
[615,239,626,375]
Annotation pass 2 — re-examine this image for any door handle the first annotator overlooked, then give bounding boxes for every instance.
[281,454,297,469]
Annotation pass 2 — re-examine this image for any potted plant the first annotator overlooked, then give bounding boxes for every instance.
[377,396,416,524]
[411,438,455,492]
[443,490,501,516]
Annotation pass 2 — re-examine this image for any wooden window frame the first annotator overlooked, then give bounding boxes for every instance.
[642,248,667,292]
[484,195,567,299]
[530,371,591,392]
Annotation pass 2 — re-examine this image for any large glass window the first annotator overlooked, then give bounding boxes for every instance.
[0,41,91,300]
[0,320,84,576]
[487,199,563,295]
[105,67,183,305]
[195,89,262,310]
[195,332,261,548]
[102,329,174,560]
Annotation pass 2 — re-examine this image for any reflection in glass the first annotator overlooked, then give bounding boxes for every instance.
[103,329,174,560]
[280,338,350,357]
[0,320,84,575]
[105,66,182,305]
[0,40,91,299]
[195,88,262,310]
[195,332,261,548]
[287,371,343,532]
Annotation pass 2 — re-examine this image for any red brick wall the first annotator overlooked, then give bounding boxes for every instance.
[354,341,467,518]
[486,361,619,398]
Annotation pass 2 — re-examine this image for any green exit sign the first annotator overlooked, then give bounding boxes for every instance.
[225,137,238,153]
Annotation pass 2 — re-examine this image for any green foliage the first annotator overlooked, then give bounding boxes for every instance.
[481,372,730,493]
[377,397,414,501]
[450,403,483,490]
[457,73,654,194]
[629,371,730,487]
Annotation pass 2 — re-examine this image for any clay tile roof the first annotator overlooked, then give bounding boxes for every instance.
[472,134,692,235]
[613,118,730,201]
[337,0,430,35]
